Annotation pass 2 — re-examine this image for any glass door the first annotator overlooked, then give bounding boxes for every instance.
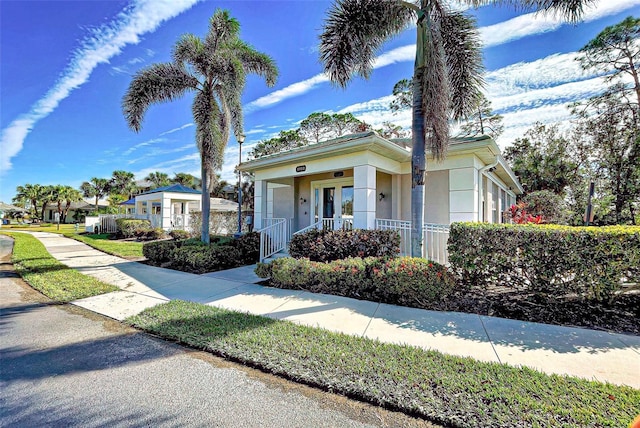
[311,178,354,230]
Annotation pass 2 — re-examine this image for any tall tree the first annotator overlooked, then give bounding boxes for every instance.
[110,170,138,199]
[145,171,171,189]
[503,123,578,195]
[123,9,277,243]
[59,186,83,223]
[458,94,504,139]
[319,0,593,256]
[172,172,200,188]
[13,183,44,219]
[80,177,110,209]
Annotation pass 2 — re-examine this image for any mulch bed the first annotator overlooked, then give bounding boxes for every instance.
[436,290,640,336]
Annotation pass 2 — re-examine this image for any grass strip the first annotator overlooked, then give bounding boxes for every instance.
[71,233,143,258]
[127,300,639,428]
[2,232,118,301]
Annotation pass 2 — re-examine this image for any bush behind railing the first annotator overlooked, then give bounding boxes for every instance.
[448,223,640,302]
[288,229,400,262]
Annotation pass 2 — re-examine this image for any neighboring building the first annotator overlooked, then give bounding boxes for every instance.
[42,199,108,223]
[238,131,523,260]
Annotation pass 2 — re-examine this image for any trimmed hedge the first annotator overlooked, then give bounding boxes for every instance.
[255,256,455,309]
[143,232,260,273]
[115,218,152,238]
[448,223,640,302]
[288,229,400,262]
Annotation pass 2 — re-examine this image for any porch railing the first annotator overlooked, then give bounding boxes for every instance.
[375,219,450,265]
[258,217,287,262]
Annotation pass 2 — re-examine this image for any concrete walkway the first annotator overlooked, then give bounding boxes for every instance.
[22,232,640,389]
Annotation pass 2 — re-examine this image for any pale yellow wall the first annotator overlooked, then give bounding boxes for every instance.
[424,170,449,224]
[294,170,354,230]
[376,171,392,219]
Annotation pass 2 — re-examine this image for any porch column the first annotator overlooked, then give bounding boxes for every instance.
[354,165,376,230]
[146,201,152,218]
[254,179,268,229]
[162,196,171,229]
[391,174,402,220]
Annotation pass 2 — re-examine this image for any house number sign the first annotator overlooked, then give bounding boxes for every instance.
[296,165,306,172]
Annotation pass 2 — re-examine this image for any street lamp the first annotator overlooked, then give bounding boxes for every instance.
[236,134,245,236]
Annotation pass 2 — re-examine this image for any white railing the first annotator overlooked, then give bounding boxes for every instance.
[171,214,189,230]
[294,219,323,236]
[422,223,450,265]
[376,218,411,256]
[375,219,450,265]
[258,218,287,262]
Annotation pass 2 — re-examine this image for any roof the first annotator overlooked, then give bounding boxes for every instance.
[0,202,26,212]
[138,184,200,196]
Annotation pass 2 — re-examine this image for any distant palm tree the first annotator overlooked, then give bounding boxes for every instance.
[60,186,83,223]
[13,183,44,219]
[123,9,278,243]
[80,177,110,209]
[110,170,138,199]
[172,172,200,189]
[145,171,171,189]
[319,0,594,255]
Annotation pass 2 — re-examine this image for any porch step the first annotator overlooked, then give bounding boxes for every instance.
[263,249,290,262]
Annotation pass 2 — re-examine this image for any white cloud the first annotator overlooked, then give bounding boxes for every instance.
[244,1,639,114]
[158,122,194,136]
[0,0,201,175]
[481,0,640,47]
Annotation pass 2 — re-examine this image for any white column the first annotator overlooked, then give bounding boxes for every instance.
[162,196,171,229]
[353,165,376,230]
[391,174,402,220]
[254,180,268,229]
[449,167,479,223]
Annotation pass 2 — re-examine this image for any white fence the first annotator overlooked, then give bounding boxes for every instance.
[375,219,449,265]
[96,214,162,233]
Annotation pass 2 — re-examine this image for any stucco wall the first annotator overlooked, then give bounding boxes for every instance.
[376,171,392,219]
[424,170,449,224]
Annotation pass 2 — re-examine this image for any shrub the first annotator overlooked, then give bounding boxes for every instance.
[448,222,640,302]
[288,229,400,262]
[116,218,151,238]
[143,240,179,264]
[257,256,454,309]
[171,245,241,274]
[169,229,191,240]
[232,232,260,264]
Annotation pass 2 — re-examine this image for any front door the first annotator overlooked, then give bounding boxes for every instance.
[312,178,354,230]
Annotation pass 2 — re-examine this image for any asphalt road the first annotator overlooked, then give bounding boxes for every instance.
[0,235,434,428]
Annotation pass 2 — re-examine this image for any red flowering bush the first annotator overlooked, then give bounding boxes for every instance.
[508,202,543,224]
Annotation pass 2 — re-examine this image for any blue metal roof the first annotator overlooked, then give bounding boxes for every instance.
[138,184,200,196]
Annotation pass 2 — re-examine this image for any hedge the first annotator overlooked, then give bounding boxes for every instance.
[115,218,152,238]
[448,223,640,302]
[288,229,400,262]
[143,232,260,273]
[255,256,455,309]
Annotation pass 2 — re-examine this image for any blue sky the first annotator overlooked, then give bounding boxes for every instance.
[1,0,639,203]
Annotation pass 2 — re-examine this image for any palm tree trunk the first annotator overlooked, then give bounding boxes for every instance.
[410,8,428,257]
[411,73,426,257]
[201,163,211,244]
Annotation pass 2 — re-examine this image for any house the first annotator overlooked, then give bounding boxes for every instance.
[42,199,108,223]
[91,184,241,233]
[238,131,523,260]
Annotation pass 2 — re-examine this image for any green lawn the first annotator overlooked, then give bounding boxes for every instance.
[128,300,639,428]
[2,231,118,301]
[2,224,144,259]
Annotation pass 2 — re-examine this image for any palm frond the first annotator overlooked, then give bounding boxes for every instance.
[172,34,207,73]
[465,0,596,23]
[231,40,279,87]
[440,9,484,120]
[420,15,450,161]
[205,9,240,55]
[320,0,415,87]
[122,63,199,132]
[193,90,224,172]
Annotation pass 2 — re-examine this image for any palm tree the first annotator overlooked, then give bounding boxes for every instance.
[13,183,44,219]
[60,186,83,223]
[123,9,278,243]
[319,0,594,256]
[110,170,138,199]
[172,172,200,189]
[80,177,110,210]
[145,171,171,189]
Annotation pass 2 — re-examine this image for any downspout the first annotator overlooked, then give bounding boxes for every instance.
[478,157,498,222]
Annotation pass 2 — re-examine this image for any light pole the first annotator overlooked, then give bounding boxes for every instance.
[236,134,245,236]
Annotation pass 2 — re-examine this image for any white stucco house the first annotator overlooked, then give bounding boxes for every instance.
[238,131,523,261]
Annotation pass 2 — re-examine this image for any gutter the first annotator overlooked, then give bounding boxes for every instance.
[478,157,499,221]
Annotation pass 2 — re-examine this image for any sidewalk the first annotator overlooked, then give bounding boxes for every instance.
[26,232,640,389]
